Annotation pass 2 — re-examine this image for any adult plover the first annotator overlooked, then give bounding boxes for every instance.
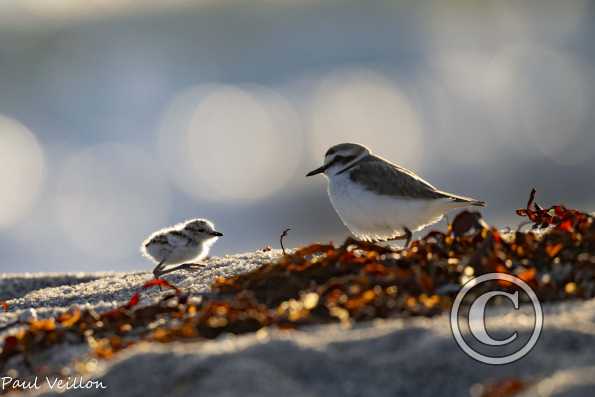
[141,218,223,278]
[307,143,485,245]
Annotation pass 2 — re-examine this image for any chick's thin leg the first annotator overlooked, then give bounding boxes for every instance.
[155,262,206,277]
[152,260,166,279]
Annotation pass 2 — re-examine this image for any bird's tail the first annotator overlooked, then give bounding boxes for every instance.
[453,196,486,207]
[441,191,486,207]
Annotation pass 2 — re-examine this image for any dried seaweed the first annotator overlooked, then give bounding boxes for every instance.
[1,189,594,390]
[280,228,291,255]
[516,188,588,232]
[473,378,528,397]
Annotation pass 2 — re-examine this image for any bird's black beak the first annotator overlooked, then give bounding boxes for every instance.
[306,164,327,177]
[211,231,223,237]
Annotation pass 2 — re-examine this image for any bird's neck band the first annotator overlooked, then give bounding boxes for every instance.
[336,153,367,175]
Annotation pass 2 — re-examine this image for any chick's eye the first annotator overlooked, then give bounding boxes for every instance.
[198,229,205,232]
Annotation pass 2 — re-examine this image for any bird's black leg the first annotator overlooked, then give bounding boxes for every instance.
[403,227,412,247]
[386,227,413,248]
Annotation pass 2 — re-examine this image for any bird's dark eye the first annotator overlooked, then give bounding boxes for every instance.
[198,229,205,232]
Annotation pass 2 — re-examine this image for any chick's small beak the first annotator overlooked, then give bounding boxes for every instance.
[306,165,327,177]
[211,231,223,237]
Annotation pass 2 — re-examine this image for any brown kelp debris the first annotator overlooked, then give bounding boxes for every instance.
[470,378,529,397]
[280,228,291,255]
[516,188,589,231]
[1,190,594,387]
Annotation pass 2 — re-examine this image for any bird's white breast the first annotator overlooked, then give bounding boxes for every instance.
[327,173,453,241]
[164,242,202,264]
[142,233,209,265]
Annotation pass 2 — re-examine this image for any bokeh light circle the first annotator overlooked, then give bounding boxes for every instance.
[158,84,303,202]
[425,49,519,165]
[0,115,45,228]
[308,69,425,169]
[53,143,171,261]
[512,46,595,165]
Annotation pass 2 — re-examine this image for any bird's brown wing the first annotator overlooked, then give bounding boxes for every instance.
[349,156,484,205]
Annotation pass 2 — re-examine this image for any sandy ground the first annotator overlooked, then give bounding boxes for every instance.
[2,250,595,397]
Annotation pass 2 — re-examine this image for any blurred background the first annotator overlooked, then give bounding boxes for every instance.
[0,0,594,272]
